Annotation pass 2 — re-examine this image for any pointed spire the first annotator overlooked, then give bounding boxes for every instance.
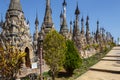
[59,0,68,38]
[86,15,90,44]
[81,16,84,34]
[86,15,89,26]
[46,0,50,6]
[63,0,67,6]
[96,20,99,33]
[34,12,39,42]
[44,0,53,26]
[9,0,22,11]
[27,20,29,24]
[35,12,39,26]
[73,2,80,35]
[75,2,80,15]
[35,12,39,35]
[41,0,54,34]
[0,14,3,28]
[63,0,67,18]
[97,20,99,25]
[61,0,68,29]
[0,14,3,24]
[70,21,72,34]
[70,21,72,25]
[95,20,100,43]
[81,16,84,22]
[60,10,63,26]
[87,15,89,21]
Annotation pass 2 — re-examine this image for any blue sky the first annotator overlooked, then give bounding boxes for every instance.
[0,0,120,42]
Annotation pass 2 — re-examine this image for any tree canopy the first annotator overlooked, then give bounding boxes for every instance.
[43,30,66,80]
[64,40,82,74]
[0,46,26,80]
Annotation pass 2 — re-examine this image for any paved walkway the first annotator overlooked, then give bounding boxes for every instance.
[76,47,120,80]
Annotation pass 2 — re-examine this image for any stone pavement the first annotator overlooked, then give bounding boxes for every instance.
[76,47,120,80]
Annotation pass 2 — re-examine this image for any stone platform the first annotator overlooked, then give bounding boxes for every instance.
[76,47,120,80]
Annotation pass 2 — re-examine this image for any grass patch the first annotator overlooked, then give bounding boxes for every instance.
[72,47,112,80]
[32,47,112,80]
[44,47,112,80]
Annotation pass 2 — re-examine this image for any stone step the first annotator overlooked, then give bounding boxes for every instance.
[101,56,120,61]
[76,47,120,80]
[76,70,120,80]
[101,59,120,61]
[90,61,120,72]
[89,68,120,74]
[105,55,120,57]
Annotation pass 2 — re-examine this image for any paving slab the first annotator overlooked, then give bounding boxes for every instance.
[76,47,120,80]
[106,50,120,57]
[112,47,120,50]
[90,61,120,72]
[102,57,120,61]
[76,70,120,80]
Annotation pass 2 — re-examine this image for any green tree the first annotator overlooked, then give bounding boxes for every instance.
[0,46,26,80]
[43,30,66,80]
[92,43,99,50]
[64,40,82,75]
